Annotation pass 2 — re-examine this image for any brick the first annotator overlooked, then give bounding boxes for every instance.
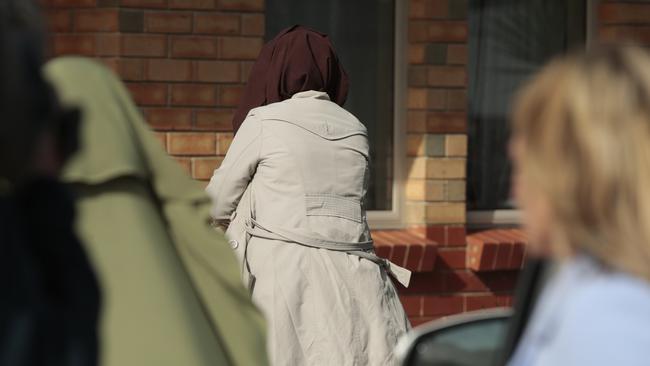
[171,36,218,58]
[218,36,263,59]
[97,0,119,5]
[217,85,243,107]
[145,108,192,130]
[390,244,408,267]
[174,157,192,175]
[46,10,72,32]
[96,34,121,56]
[425,202,465,224]
[446,271,491,292]
[446,180,466,201]
[447,89,467,110]
[407,179,445,202]
[446,225,466,246]
[424,44,447,64]
[410,317,440,327]
[422,296,463,316]
[426,181,446,201]
[194,60,240,82]
[428,66,466,87]
[47,0,96,7]
[599,3,650,25]
[194,13,240,34]
[408,66,428,87]
[427,112,466,133]
[407,134,424,156]
[409,44,426,64]
[424,134,445,157]
[171,84,218,106]
[445,134,467,156]
[145,12,192,33]
[437,249,466,269]
[74,9,118,32]
[146,59,192,82]
[195,109,234,131]
[216,133,234,155]
[122,35,166,57]
[399,296,422,317]
[120,0,167,8]
[420,243,437,271]
[599,26,650,44]
[374,244,392,261]
[410,0,448,19]
[405,272,447,294]
[405,244,424,272]
[427,158,465,179]
[192,157,223,179]
[408,88,446,110]
[409,21,467,43]
[242,14,265,36]
[407,111,427,132]
[119,9,144,33]
[168,132,216,155]
[427,89,447,110]
[169,0,216,9]
[50,34,95,56]
[447,44,467,65]
[467,235,497,271]
[217,0,264,11]
[115,58,145,80]
[405,202,426,224]
[466,295,511,312]
[407,157,427,180]
[406,179,425,200]
[408,88,428,109]
[126,83,167,106]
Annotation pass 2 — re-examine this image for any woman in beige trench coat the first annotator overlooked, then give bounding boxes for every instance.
[206,26,411,366]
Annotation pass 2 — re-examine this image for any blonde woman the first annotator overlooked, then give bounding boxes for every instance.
[508,45,650,365]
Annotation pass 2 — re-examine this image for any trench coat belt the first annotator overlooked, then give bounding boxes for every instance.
[244,218,411,287]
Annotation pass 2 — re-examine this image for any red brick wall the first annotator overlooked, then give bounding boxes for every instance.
[44,0,264,183]
[599,1,650,44]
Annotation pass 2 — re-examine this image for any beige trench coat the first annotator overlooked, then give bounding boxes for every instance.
[207,91,410,365]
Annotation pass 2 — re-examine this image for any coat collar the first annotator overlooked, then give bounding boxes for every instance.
[291,90,331,101]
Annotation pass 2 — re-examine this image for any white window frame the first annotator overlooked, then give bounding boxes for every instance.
[367,0,408,229]
[467,0,599,228]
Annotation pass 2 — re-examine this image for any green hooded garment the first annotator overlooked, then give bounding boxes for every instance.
[44,57,268,366]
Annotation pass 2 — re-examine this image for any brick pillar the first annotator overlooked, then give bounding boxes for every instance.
[405,0,468,244]
[43,0,265,183]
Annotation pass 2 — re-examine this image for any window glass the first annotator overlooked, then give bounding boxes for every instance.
[467,0,586,210]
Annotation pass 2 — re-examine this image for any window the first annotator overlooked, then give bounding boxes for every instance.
[467,0,588,217]
[266,0,399,213]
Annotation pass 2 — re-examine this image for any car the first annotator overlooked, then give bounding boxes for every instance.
[395,308,512,366]
[396,258,550,366]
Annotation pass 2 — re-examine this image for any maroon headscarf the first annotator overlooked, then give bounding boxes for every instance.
[232,25,350,134]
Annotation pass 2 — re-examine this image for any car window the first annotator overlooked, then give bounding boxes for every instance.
[409,317,510,366]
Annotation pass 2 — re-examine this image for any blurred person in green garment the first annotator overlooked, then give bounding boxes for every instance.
[44,57,268,366]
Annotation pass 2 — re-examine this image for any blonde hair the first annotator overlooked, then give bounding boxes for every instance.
[513,45,650,282]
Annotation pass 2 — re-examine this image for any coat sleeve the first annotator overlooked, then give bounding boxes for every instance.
[206,115,262,220]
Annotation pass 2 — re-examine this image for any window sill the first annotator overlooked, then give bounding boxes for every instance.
[466,229,528,272]
[372,230,438,272]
